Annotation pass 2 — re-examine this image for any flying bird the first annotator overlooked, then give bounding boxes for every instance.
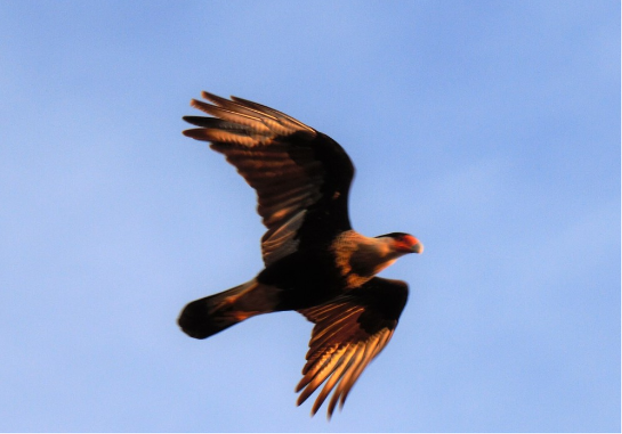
[178,92,423,418]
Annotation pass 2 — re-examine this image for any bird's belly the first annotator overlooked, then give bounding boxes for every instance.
[256,250,344,311]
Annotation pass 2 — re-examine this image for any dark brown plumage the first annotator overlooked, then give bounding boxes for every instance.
[178,92,423,418]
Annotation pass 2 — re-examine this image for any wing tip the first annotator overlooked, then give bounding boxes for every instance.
[201,90,231,106]
[189,98,202,108]
[181,128,203,139]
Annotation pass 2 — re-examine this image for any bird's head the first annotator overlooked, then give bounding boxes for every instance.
[376,232,424,255]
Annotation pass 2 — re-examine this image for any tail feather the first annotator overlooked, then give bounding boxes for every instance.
[178,279,282,339]
[178,281,254,339]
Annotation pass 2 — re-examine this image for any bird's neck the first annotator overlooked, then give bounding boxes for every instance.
[331,230,399,288]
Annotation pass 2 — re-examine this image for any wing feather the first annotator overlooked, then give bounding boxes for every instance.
[296,277,409,418]
[183,92,354,265]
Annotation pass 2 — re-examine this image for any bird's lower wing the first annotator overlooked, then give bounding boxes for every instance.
[296,277,409,418]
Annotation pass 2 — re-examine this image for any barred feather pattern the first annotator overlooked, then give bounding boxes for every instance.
[183,92,343,266]
[296,292,400,418]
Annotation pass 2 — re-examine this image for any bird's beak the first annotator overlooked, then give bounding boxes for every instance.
[411,241,424,254]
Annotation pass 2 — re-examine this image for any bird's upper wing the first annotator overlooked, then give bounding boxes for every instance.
[183,92,355,266]
[296,277,409,418]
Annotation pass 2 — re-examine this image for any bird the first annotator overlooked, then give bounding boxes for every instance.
[177,91,424,418]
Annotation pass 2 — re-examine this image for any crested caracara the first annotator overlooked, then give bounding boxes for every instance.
[178,92,423,418]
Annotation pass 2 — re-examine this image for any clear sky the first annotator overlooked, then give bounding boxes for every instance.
[0,1,619,432]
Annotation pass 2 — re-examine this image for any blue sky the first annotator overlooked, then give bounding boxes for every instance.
[0,1,619,432]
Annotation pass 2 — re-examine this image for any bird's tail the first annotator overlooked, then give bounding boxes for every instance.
[177,279,278,339]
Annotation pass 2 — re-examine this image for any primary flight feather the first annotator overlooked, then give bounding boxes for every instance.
[178,91,423,418]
